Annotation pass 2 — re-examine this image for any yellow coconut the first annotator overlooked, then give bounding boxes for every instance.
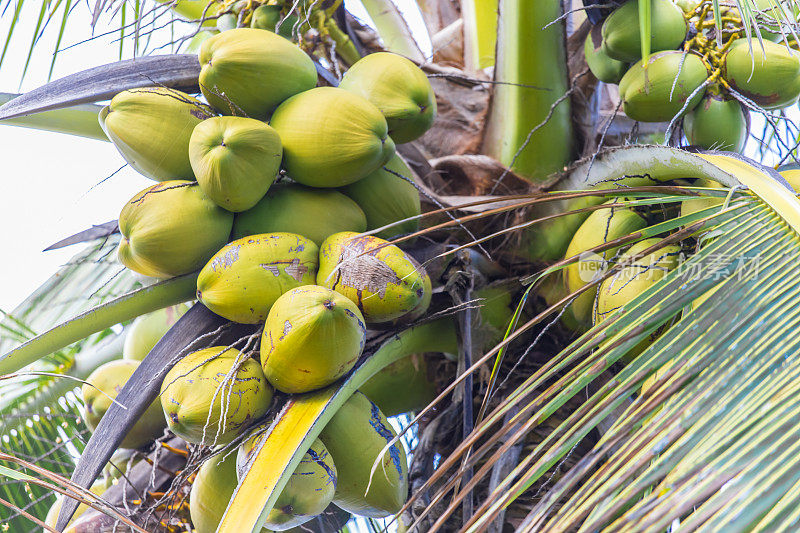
[198,28,317,118]
[680,178,725,219]
[270,87,396,187]
[118,180,234,278]
[190,453,241,533]
[594,239,682,363]
[359,354,437,416]
[318,391,408,517]
[261,286,366,394]
[160,346,273,446]
[237,433,337,530]
[232,183,367,245]
[594,239,682,325]
[82,360,167,449]
[197,233,319,323]
[123,304,190,361]
[395,258,433,324]
[339,52,436,143]
[780,168,800,192]
[564,200,647,325]
[317,232,428,323]
[99,87,213,180]
[45,480,107,530]
[339,154,421,239]
[189,116,283,212]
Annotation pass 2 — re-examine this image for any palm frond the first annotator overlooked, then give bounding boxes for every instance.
[411,145,800,531]
[0,235,142,532]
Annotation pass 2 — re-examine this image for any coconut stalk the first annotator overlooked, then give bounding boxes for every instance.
[360,0,426,62]
[462,0,498,71]
[481,0,573,182]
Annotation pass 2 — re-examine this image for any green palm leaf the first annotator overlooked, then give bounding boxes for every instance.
[415,145,800,531]
[0,236,141,532]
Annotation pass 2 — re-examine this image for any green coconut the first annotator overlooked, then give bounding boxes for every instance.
[232,183,367,245]
[99,87,213,180]
[618,51,708,122]
[318,391,408,517]
[684,93,747,151]
[317,232,428,323]
[237,434,337,530]
[160,346,273,446]
[723,38,800,110]
[584,26,628,84]
[250,5,299,39]
[261,285,366,394]
[123,304,189,361]
[339,52,436,143]
[339,154,421,239]
[118,180,234,278]
[564,200,647,325]
[82,360,167,449]
[199,27,318,118]
[189,452,277,533]
[270,87,396,187]
[473,282,518,348]
[189,116,283,212]
[190,453,241,533]
[359,353,437,416]
[197,233,319,323]
[601,0,687,62]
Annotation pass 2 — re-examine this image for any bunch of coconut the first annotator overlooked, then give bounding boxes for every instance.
[584,0,800,152]
[88,24,444,531]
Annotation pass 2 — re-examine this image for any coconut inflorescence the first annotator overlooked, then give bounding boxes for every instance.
[95,23,444,531]
[582,0,800,152]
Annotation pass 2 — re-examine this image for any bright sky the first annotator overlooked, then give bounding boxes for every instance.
[0,1,429,312]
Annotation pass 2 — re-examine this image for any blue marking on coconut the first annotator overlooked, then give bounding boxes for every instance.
[307,447,337,489]
[368,401,402,475]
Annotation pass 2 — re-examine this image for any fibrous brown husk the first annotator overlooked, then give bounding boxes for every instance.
[416,64,490,159]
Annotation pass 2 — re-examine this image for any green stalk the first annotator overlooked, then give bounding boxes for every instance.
[481,0,573,182]
[0,93,106,140]
[0,273,197,375]
[360,0,425,62]
[462,0,498,70]
[324,18,363,66]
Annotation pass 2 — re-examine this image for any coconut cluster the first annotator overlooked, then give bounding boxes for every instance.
[585,0,800,152]
[83,23,442,531]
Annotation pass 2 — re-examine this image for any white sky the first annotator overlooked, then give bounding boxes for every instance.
[0,1,428,312]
